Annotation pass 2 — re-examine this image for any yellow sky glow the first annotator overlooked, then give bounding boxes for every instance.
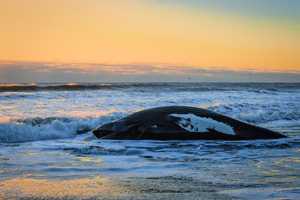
[0,0,299,72]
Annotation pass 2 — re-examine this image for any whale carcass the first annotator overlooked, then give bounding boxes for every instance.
[93,106,286,140]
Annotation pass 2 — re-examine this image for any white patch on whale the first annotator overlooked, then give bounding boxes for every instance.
[151,125,158,128]
[170,113,236,135]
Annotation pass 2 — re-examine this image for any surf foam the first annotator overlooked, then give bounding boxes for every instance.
[0,113,125,143]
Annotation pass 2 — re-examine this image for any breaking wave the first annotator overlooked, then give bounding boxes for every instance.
[208,103,300,124]
[0,113,125,143]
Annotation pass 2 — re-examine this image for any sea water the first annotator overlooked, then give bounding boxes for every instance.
[0,83,299,199]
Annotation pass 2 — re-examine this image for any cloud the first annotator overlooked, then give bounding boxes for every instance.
[0,61,299,83]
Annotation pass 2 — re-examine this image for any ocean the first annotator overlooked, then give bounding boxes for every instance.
[0,82,299,199]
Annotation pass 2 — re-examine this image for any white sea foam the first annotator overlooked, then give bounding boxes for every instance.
[0,120,76,143]
[170,113,236,135]
[0,113,125,143]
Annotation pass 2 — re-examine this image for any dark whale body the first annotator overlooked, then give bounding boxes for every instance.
[93,106,286,140]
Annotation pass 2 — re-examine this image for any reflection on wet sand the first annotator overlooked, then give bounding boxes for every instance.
[0,116,11,124]
[0,176,125,199]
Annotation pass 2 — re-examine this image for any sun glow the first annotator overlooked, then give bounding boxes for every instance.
[0,0,299,77]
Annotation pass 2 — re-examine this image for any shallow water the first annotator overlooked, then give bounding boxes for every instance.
[0,83,300,199]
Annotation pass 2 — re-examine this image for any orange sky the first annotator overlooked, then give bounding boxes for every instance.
[0,0,299,73]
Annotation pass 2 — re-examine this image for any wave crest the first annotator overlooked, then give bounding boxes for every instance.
[0,113,125,143]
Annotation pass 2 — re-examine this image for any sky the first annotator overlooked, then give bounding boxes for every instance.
[0,0,299,82]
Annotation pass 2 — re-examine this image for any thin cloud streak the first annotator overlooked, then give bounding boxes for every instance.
[0,61,299,83]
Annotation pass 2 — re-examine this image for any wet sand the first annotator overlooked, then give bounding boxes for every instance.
[0,176,235,200]
[2,174,299,200]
